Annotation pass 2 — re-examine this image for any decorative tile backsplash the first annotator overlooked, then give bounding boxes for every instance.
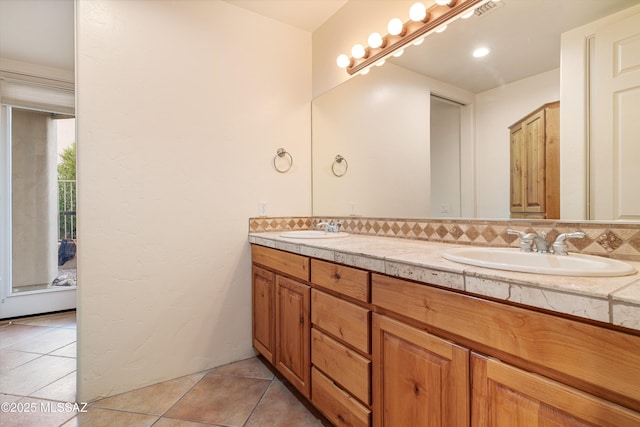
[249,216,640,262]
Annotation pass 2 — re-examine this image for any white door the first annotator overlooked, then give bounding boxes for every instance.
[0,105,76,319]
[591,9,640,220]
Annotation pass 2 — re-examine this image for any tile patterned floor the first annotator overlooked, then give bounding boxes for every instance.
[0,311,330,427]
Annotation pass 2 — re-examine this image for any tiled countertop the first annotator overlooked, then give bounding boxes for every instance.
[249,232,640,332]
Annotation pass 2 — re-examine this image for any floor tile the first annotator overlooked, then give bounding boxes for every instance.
[31,371,76,402]
[5,327,76,354]
[0,393,21,404]
[13,312,76,329]
[67,406,158,427]
[0,396,76,427]
[164,372,270,426]
[49,342,77,358]
[0,355,76,396]
[92,371,206,416]
[154,418,221,427]
[245,380,326,427]
[0,349,41,374]
[210,356,275,380]
[0,324,50,348]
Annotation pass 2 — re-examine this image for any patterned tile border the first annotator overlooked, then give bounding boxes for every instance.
[249,217,640,262]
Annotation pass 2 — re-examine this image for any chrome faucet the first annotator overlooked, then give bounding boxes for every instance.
[317,221,341,233]
[507,228,549,252]
[523,232,550,253]
[507,228,585,255]
[552,232,586,255]
[506,229,534,252]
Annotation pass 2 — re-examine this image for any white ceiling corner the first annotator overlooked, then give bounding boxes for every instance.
[222,0,347,32]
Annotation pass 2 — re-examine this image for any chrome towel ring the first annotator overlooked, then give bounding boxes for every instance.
[273,148,293,173]
[332,155,348,177]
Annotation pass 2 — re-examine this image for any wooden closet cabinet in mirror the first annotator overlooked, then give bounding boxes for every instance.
[509,101,560,219]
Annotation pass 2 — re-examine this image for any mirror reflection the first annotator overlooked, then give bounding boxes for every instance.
[312,0,640,221]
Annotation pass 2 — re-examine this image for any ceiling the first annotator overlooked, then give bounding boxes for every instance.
[388,0,640,93]
[0,0,343,73]
[0,0,75,71]
[221,0,347,32]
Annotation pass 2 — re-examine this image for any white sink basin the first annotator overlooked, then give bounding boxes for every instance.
[442,247,636,277]
[279,230,350,239]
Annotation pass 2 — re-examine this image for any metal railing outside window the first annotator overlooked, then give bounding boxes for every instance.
[58,179,76,240]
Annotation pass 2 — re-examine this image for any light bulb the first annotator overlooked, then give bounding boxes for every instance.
[435,24,448,33]
[392,49,405,58]
[387,18,404,36]
[368,32,384,49]
[461,8,475,19]
[336,54,351,69]
[473,47,491,58]
[351,44,366,59]
[409,3,427,21]
[413,37,425,46]
[375,59,386,67]
[435,0,452,5]
[360,68,370,75]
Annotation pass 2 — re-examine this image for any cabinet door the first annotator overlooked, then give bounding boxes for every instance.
[252,265,274,364]
[275,275,311,398]
[471,353,640,427]
[372,314,469,427]
[510,123,525,213]
[523,110,546,213]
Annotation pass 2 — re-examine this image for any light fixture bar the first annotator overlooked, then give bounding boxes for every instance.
[346,0,487,75]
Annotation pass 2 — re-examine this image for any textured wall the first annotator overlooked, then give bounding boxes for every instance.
[76,0,311,401]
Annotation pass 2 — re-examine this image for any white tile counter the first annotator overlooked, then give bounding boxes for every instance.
[249,232,640,332]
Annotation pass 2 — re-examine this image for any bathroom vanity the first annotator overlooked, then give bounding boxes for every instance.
[250,231,640,426]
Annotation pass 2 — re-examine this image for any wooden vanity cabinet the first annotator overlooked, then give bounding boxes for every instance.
[275,275,310,397]
[252,265,275,363]
[251,245,311,398]
[509,101,560,219]
[371,273,640,426]
[471,353,640,427]
[372,314,469,427]
[310,259,372,427]
[253,244,640,426]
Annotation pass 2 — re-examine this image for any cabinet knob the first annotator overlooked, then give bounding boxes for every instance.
[299,317,304,324]
[334,273,341,280]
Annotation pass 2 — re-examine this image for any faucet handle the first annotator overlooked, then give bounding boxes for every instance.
[552,232,586,255]
[507,228,534,252]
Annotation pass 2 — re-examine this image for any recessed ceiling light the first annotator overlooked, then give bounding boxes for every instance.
[473,47,491,58]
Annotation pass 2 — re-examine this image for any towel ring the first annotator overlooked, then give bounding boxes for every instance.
[332,155,348,177]
[273,148,293,173]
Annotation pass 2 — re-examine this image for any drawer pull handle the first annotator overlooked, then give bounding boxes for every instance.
[334,273,341,280]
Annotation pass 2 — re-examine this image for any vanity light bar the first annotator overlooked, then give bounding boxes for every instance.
[339,0,491,76]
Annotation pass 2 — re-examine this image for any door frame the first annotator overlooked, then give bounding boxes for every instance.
[0,104,76,319]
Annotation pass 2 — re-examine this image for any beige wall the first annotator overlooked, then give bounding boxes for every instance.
[76,0,311,401]
[474,69,560,218]
[312,63,431,218]
[11,109,58,288]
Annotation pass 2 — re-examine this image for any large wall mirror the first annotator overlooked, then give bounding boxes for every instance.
[312,0,640,221]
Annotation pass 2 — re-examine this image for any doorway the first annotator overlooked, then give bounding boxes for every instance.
[430,95,462,218]
[0,105,76,319]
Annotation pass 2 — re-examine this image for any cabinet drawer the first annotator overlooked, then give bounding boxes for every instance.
[311,259,369,302]
[311,289,370,354]
[312,328,371,405]
[252,245,309,281]
[312,367,371,427]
